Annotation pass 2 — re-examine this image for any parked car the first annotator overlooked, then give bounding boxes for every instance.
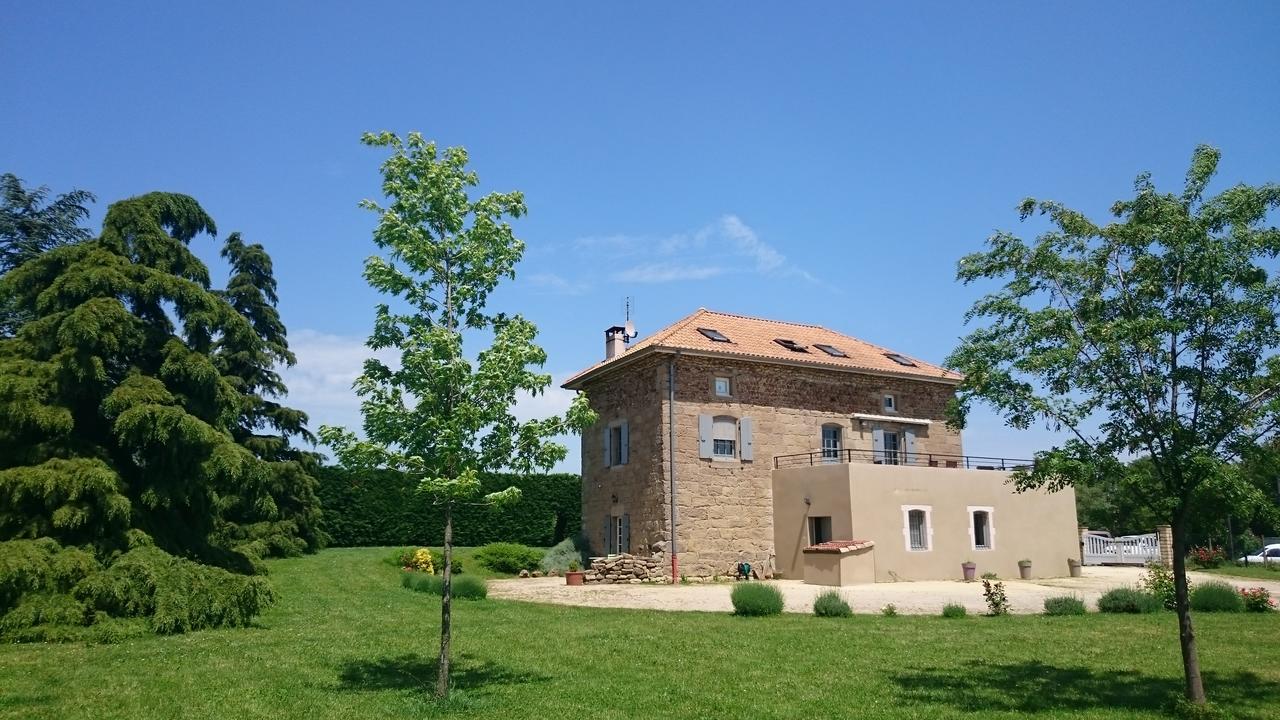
[1237,544,1280,564]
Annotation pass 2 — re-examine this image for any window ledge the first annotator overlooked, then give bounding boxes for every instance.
[853,412,932,425]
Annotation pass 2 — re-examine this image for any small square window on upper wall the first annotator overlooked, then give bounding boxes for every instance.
[714,377,731,397]
[883,394,896,412]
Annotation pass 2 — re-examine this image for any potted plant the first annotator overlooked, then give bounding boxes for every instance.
[1018,559,1033,580]
[565,560,585,586]
[1067,557,1082,578]
[961,560,977,582]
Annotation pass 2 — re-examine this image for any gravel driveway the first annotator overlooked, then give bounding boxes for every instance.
[489,567,1280,615]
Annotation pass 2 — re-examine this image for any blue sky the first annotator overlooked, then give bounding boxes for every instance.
[4,2,1279,471]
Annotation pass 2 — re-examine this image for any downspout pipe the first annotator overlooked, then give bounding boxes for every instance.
[668,352,679,583]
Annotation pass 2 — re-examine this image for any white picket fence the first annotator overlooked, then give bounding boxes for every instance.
[1082,532,1161,566]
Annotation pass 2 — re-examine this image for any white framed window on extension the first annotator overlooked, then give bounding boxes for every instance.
[902,505,933,552]
[603,420,629,468]
[968,506,995,551]
[698,414,754,462]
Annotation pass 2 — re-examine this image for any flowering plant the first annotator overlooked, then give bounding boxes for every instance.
[1240,587,1276,613]
[401,547,435,574]
[1188,546,1225,569]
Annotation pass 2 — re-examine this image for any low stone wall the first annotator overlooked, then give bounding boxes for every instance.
[584,553,668,584]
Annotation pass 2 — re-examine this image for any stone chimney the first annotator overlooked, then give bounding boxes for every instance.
[605,325,627,360]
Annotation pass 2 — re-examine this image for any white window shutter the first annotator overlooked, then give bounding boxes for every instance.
[620,422,629,465]
[622,513,631,553]
[872,428,885,463]
[603,425,612,468]
[904,429,916,464]
[698,414,713,459]
[739,417,754,461]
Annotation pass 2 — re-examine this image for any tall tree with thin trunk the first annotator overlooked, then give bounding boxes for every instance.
[946,145,1280,706]
[319,132,594,699]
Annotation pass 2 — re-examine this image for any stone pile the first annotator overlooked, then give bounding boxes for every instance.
[583,553,667,584]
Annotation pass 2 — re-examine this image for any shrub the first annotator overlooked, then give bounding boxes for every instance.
[1139,562,1180,610]
[1188,546,1225,569]
[74,546,277,635]
[881,603,898,617]
[540,536,588,574]
[1240,587,1276,613]
[473,543,545,575]
[428,549,463,574]
[401,572,487,600]
[451,575,489,600]
[941,603,967,618]
[1097,587,1162,614]
[982,580,1009,616]
[1043,595,1087,616]
[1190,581,1244,613]
[813,590,851,618]
[731,583,784,616]
[980,571,999,580]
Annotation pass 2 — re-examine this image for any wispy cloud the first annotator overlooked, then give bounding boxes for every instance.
[527,272,591,295]
[611,262,725,283]
[579,214,821,286]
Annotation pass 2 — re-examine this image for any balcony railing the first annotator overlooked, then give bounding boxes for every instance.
[773,448,1033,470]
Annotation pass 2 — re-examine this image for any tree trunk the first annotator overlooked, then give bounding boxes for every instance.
[1171,517,1206,704]
[435,501,453,699]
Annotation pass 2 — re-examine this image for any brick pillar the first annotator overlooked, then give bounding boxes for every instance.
[1156,525,1174,568]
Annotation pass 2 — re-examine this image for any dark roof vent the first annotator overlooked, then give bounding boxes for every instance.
[697,327,731,343]
[884,353,917,367]
[774,338,809,353]
[814,343,846,357]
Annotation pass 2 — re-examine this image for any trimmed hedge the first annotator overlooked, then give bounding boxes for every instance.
[1097,587,1162,614]
[1043,595,1087,616]
[1190,581,1244,613]
[731,583,784,616]
[401,572,488,600]
[813,590,852,618]
[317,467,580,547]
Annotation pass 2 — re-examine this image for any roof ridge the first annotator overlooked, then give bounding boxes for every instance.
[698,308,824,330]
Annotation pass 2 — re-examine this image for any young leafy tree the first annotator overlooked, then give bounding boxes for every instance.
[214,233,325,557]
[319,132,595,699]
[946,145,1280,705]
[0,173,95,336]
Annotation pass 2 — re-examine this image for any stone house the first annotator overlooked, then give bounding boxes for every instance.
[562,308,1078,583]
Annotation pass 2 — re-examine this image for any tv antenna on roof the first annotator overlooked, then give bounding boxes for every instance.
[623,296,637,341]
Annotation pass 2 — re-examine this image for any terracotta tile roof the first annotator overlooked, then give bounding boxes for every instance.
[563,308,962,389]
[802,540,876,553]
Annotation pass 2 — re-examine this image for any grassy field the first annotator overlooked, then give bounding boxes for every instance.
[1195,564,1280,582]
[3,548,1279,720]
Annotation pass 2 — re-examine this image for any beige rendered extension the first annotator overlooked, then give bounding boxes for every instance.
[773,463,1079,582]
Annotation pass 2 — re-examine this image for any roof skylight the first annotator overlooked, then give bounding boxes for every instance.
[884,353,917,367]
[697,327,731,343]
[774,338,809,353]
[814,343,847,357]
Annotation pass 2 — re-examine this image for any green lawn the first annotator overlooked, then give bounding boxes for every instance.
[3,548,1279,720]
[1195,564,1280,582]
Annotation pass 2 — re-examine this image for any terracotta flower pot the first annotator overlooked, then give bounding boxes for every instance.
[962,562,977,582]
[565,571,585,586]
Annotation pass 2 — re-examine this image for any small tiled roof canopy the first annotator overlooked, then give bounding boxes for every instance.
[562,308,962,389]
[803,540,876,553]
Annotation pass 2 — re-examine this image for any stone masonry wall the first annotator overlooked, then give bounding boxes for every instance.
[580,355,670,560]
[578,351,962,580]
